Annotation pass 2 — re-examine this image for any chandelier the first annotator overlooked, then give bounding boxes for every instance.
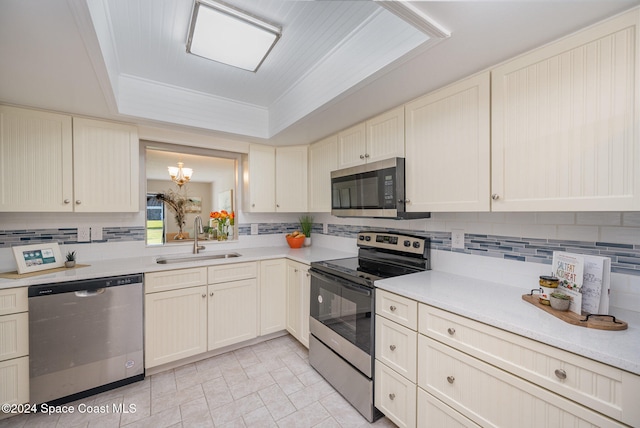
[168,162,193,187]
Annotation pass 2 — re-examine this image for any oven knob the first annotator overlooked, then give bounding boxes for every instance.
[365,236,371,241]
[404,240,411,247]
[413,241,421,249]
[359,235,365,241]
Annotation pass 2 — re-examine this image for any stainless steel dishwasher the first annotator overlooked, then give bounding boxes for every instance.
[28,274,144,405]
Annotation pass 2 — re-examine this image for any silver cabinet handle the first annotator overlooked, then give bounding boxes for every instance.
[64,199,70,204]
[554,369,567,380]
[447,327,456,336]
[364,153,370,158]
[202,293,206,298]
[360,154,365,159]
[447,376,455,384]
[75,200,81,205]
[276,204,280,208]
[389,344,396,351]
[306,273,310,277]
[389,305,397,312]
[388,393,395,400]
[210,292,214,296]
[405,199,411,204]
[491,194,500,200]
[252,203,255,207]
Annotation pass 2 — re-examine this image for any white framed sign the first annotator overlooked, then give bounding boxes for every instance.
[12,243,65,274]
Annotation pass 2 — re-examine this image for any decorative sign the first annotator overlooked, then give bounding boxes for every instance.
[12,243,65,274]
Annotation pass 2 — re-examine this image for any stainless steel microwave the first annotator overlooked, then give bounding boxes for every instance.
[330,157,430,219]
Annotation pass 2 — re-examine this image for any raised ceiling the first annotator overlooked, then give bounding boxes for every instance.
[1,1,639,147]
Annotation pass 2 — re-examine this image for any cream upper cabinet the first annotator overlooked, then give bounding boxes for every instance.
[0,105,73,212]
[244,144,307,212]
[405,72,491,212]
[308,134,338,212]
[0,106,139,213]
[491,9,640,211]
[275,145,308,212]
[243,144,276,212]
[337,106,405,168]
[72,118,139,212]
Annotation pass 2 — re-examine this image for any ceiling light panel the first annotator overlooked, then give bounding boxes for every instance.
[187,0,281,72]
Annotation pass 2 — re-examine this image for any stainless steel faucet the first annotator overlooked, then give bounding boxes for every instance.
[193,215,205,254]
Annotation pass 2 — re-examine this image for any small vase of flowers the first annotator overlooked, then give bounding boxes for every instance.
[210,210,234,241]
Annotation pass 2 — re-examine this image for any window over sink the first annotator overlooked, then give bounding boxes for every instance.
[144,141,240,246]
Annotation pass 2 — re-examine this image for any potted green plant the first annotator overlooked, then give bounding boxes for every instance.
[299,215,314,247]
[550,292,571,311]
[65,251,76,268]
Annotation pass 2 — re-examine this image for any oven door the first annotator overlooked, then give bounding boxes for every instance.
[309,268,374,377]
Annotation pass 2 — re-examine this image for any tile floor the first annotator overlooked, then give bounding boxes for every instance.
[1,335,396,427]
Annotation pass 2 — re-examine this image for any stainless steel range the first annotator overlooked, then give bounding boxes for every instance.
[308,231,430,422]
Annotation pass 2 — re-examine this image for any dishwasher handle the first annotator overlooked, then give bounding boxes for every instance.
[75,288,106,297]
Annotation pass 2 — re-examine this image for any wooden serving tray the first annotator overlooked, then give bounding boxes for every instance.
[522,294,627,331]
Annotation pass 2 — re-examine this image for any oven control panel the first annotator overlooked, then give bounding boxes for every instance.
[357,231,428,256]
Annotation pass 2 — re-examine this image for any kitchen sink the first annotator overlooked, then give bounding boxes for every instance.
[156,252,242,264]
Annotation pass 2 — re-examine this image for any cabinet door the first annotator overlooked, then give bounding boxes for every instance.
[405,72,490,212]
[337,122,366,168]
[375,361,417,428]
[275,146,308,212]
[366,106,405,163]
[208,279,257,350]
[417,388,480,428]
[0,356,29,405]
[72,117,139,212]
[308,135,338,212]
[299,264,310,349]
[145,286,208,368]
[0,106,73,212]
[260,259,287,335]
[491,9,640,211]
[0,313,28,362]
[244,144,275,212]
[419,336,624,428]
[285,261,302,340]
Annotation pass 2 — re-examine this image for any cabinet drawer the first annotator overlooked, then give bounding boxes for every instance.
[0,312,28,362]
[145,268,207,293]
[375,361,416,428]
[375,315,417,382]
[418,336,624,428]
[376,289,417,329]
[208,262,257,284]
[0,356,29,405]
[419,304,640,426]
[0,288,28,316]
[417,387,480,428]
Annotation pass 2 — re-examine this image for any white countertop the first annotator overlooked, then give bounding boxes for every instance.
[375,270,640,376]
[0,245,353,289]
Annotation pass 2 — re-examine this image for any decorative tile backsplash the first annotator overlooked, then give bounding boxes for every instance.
[1,222,638,275]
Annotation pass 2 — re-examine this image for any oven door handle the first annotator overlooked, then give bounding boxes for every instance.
[309,269,372,297]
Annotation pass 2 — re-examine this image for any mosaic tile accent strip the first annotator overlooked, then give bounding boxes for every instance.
[1,224,638,276]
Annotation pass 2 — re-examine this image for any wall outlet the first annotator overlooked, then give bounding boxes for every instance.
[251,224,259,235]
[91,226,103,241]
[77,226,91,243]
[451,229,465,249]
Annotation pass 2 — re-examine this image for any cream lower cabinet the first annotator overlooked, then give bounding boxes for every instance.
[145,268,208,368]
[259,259,287,335]
[208,279,257,350]
[286,259,310,348]
[0,287,29,407]
[418,304,640,427]
[374,290,418,428]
